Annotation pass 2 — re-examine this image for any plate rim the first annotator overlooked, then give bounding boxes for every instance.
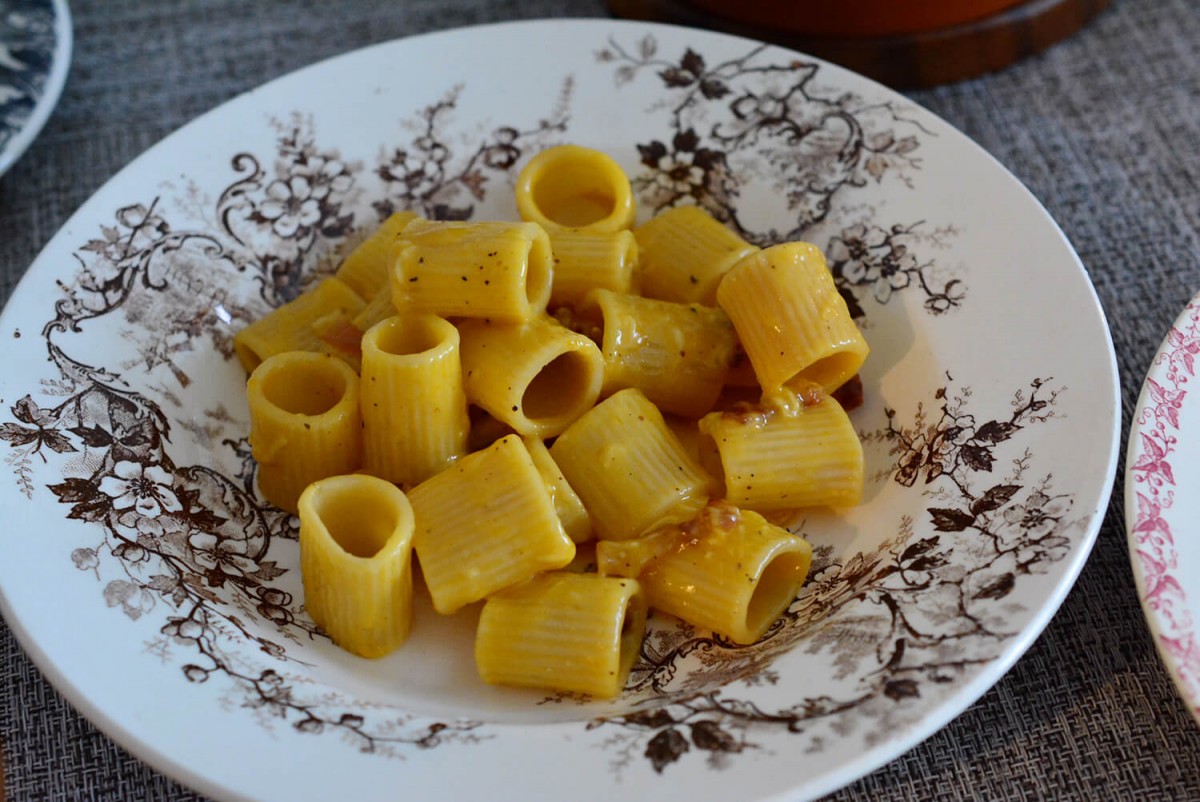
[0,16,1123,802]
[1125,288,1200,728]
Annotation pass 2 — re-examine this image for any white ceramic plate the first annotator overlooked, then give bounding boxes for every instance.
[1126,293,1200,727]
[0,19,1120,802]
[0,0,71,176]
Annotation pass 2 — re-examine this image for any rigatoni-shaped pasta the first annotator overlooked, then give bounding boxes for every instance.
[352,284,398,333]
[233,277,365,373]
[716,242,868,394]
[391,219,552,322]
[634,205,759,305]
[524,436,592,543]
[360,315,469,486]
[595,526,680,580]
[299,474,415,658]
[639,501,813,644]
[547,229,638,307]
[515,144,635,233]
[549,388,715,541]
[457,315,604,438]
[698,385,863,510]
[579,289,738,418]
[409,434,576,615]
[310,309,363,372]
[246,352,362,513]
[475,572,647,699]
[335,210,420,300]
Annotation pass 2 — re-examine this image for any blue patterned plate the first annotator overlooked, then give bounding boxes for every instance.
[0,0,71,176]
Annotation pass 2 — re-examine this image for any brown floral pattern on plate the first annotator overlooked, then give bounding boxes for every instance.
[0,33,1086,777]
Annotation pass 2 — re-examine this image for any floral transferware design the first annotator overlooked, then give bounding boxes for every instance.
[1128,296,1200,721]
[598,35,965,318]
[591,378,1075,771]
[0,22,1112,801]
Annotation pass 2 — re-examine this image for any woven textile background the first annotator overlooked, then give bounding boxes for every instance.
[2,0,1200,799]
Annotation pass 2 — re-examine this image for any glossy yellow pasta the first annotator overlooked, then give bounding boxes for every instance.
[239,144,865,697]
[233,277,365,373]
[579,288,738,418]
[299,474,415,658]
[524,436,592,543]
[698,384,864,510]
[634,205,759,305]
[547,229,639,307]
[549,388,716,541]
[637,501,813,644]
[351,284,398,334]
[310,308,367,373]
[457,315,605,438]
[475,572,646,699]
[409,434,576,615]
[594,526,680,580]
[392,219,552,322]
[360,315,469,486]
[335,210,421,301]
[716,241,868,394]
[246,351,361,514]
[515,144,635,233]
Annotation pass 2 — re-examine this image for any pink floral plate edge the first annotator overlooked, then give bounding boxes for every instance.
[1126,290,1200,727]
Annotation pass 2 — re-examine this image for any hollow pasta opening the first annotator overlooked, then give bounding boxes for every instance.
[616,590,648,684]
[516,146,634,235]
[743,549,808,639]
[522,350,596,421]
[531,171,619,228]
[793,350,862,395]
[260,356,349,417]
[310,479,404,559]
[371,316,446,357]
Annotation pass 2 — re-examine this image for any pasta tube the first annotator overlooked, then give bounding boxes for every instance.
[351,284,398,333]
[634,205,759,305]
[524,436,592,543]
[457,315,604,438]
[595,526,680,579]
[549,388,715,541]
[515,144,635,233]
[716,242,868,394]
[299,474,415,658]
[639,501,813,644]
[233,277,365,373]
[392,219,552,322]
[578,289,738,418]
[475,572,647,699]
[698,384,863,510]
[409,434,576,615]
[360,315,469,486]
[246,351,362,514]
[547,229,638,307]
[335,210,420,300]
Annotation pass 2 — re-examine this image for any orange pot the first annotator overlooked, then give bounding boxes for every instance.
[608,0,1110,87]
[681,0,1031,37]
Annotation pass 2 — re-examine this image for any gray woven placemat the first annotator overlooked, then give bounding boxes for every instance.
[3,0,1200,800]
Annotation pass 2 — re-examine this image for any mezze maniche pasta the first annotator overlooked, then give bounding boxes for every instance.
[236,143,869,698]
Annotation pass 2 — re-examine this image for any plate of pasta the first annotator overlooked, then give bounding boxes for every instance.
[0,18,1120,802]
